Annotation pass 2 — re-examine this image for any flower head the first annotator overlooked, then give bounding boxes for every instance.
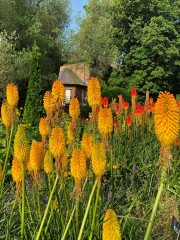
[69,97,80,120]
[11,157,22,184]
[44,150,53,174]
[39,117,49,137]
[81,133,93,159]
[49,127,66,158]
[98,107,113,136]
[126,113,132,127]
[103,209,121,240]
[101,97,109,108]
[14,125,30,163]
[91,142,106,181]
[154,91,179,145]
[43,91,54,114]
[52,79,65,104]
[70,149,87,180]
[87,77,101,108]
[1,102,11,127]
[6,83,19,107]
[30,141,44,172]
[131,87,137,99]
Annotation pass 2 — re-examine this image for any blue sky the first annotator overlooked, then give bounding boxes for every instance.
[70,0,88,29]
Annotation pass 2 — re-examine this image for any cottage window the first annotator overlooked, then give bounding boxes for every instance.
[65,89,71,103]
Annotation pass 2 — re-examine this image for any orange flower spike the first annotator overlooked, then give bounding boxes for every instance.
[126,113,132,127]
[91,142,107,181]
[70,149,87,181]
[11,157,22,184]
[98,107,113,136]
[81,133,93,159]
[1,102,11,127]
[87,77,101,109]
[52,79,65,104]
[131,87,137,99]
[122,101,129,110]
[6,83,19,107]
[39,117,49,137]
[103,209,121,240]
[154,91,179,146]
[44,150,53,174]
[69,97,80,120]
[150,97,154,104]
[102,97,109,108]
[49,127,66,158]
[115,103,120,115]
[30,141,44,172]
[14,125,30,164]
[113,119,120,131]
[43,91,54,114]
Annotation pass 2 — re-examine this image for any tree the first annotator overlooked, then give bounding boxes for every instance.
[67,0,118,81]
[23,42,43,126]
[112,0,180,95]
[0,31,31,99]
[0,0,70,88]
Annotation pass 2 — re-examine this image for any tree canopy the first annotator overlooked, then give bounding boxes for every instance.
[0,0,70,96]
[68,0,180,96]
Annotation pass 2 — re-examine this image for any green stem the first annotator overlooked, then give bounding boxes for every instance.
[75,199,80,235]
[77,179,98,240]
[89,182,100,240]
[21,162,25,239]
[144,169,166,240]
[0,125,13,198]
[35,173,59,240]
[6,198,17,240]
[61,206,76,240]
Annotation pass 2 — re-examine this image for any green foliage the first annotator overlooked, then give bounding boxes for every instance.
[67,0,118,80]
[0,31,31,101]
[112,0,180,95]
[0,0,70,90]
[23,42,43,126]
[102,86,130,102]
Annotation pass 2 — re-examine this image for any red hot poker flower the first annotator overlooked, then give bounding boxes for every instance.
[131,88,137,99]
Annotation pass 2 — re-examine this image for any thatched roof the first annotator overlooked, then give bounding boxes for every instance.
[58,63,89,86]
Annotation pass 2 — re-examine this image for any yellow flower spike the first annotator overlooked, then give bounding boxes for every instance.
[11,157,22,184]
[69,97,80,120]
[1,102,11,127]
[14,125,30,164]
[30,141,44,172]
[70,149,87,198]
[39,117,49,137]
[70,149,87,180]
[154,91,179,146]
[81,133,93,159]
[43,91,54,115]
[26,154,33,173]
[103,209,121,240]
[87,77,101,109]
[91,142,107,182]
[98,107,113,136]
[52,79,65,104]
[44,150,53,174]
[6,83,19,107]
[49,127,66,159]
